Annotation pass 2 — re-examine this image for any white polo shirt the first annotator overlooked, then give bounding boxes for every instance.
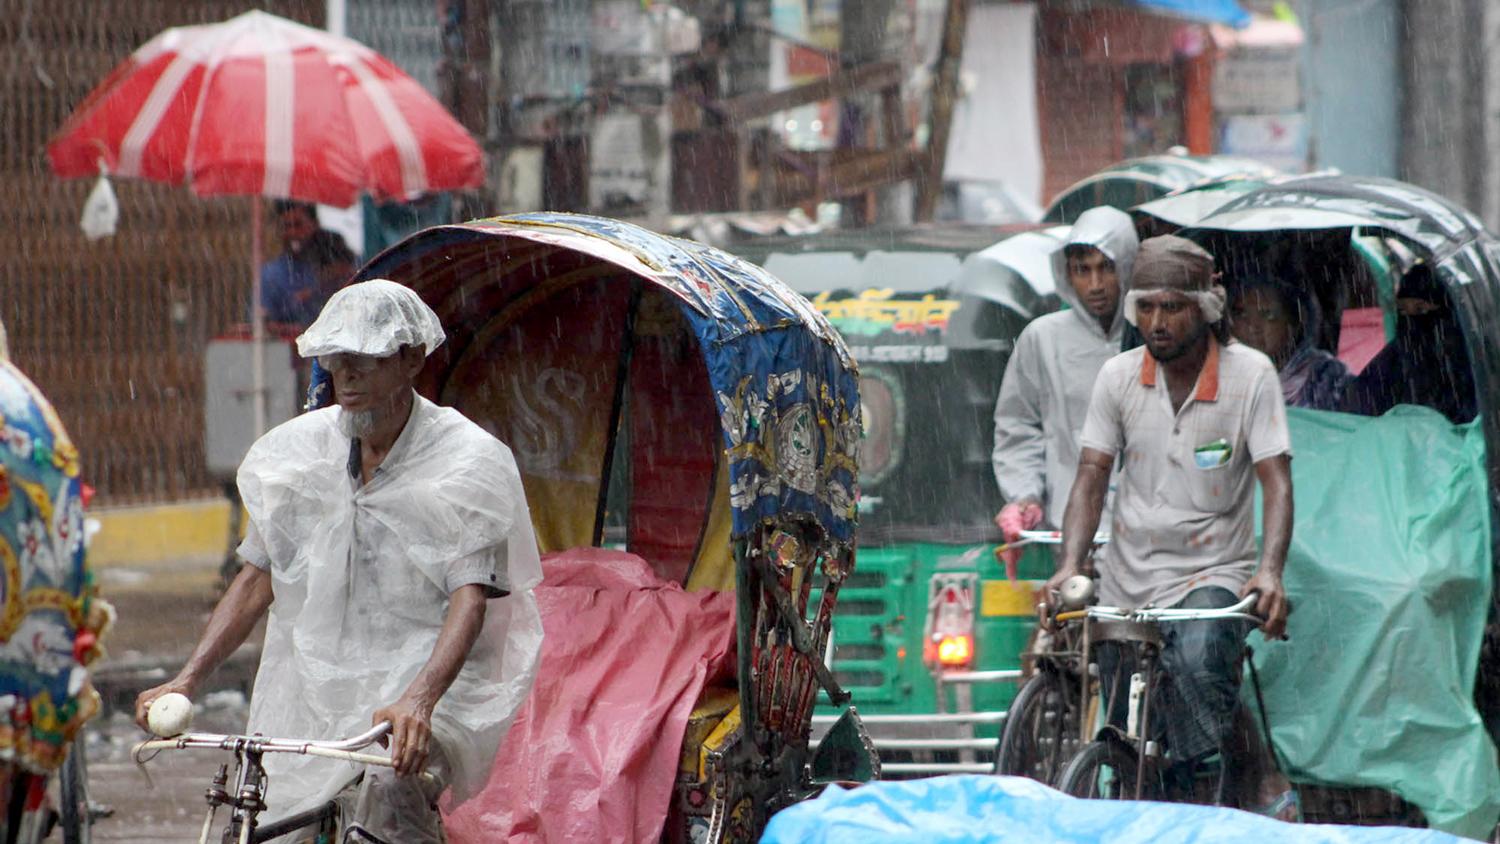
[1079,339,1292,608]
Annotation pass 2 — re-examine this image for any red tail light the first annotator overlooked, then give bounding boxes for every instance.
[923,576,976,670]
[936,633,973,666]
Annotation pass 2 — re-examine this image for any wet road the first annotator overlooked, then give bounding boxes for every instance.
[84,704,252,842]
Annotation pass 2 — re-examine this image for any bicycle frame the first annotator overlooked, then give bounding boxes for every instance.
[132,722,414,844]
[1059,594,1264,801]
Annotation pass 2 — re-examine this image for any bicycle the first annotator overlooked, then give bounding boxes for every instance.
[1051,591,1265,804]
[132,721,431,844]
[992,533,1107,784]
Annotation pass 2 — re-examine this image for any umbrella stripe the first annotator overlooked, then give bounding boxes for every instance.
[262,43,296,198]
[118,54,196,179]
[346,59,428,197]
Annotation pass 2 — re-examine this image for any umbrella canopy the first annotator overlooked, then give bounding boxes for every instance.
[46,10,482,206]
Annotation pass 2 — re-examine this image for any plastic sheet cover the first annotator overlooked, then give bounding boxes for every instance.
[443,548,736,843]
[295,278,446,358]
[236,398,543,821]
[1250,407,1500,839]
[762,776,1470,844]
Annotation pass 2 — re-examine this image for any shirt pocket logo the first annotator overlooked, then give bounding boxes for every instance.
[1193,438,1233,469]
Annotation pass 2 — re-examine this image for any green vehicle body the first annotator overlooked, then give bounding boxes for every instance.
[729,226,1057,742]
[808,541,1052,731]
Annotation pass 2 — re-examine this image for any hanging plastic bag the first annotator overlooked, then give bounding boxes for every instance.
[79,165,117,241]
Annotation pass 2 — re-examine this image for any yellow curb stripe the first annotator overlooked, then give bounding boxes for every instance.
[89,500,244,568]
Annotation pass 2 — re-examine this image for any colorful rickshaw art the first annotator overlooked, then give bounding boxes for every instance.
[0,360,108,842]
[340,213,875,842]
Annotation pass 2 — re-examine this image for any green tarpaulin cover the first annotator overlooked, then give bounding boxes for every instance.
[1253,406,1500,839]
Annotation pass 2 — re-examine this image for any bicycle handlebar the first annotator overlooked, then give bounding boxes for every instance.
[996,530,1111,554]
[132,721,395,767]
[1054,592,1264,625]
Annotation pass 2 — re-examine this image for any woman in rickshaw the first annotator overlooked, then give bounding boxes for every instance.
[1224,274,1351,411]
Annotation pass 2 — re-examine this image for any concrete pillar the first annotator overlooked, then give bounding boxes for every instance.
[1482,1,1500,227]
[1401,0,1486,217]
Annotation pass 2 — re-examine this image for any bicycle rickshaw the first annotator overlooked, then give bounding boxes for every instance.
[999,174,1500,838]
[135,213,876,843]
[0,360,109,844]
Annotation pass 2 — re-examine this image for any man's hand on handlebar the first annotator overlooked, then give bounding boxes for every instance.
[1036,566,1081,630]
[134,679,196,733]
[1240,569,1290,640]
[371,695,434,777]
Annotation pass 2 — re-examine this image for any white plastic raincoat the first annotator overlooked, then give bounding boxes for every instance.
[991,206,1139,527]
[235,395,544,822]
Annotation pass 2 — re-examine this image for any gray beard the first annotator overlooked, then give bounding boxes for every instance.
[338,408,379,438]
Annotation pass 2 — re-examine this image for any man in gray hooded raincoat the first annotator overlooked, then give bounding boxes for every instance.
[992,207,1139,573]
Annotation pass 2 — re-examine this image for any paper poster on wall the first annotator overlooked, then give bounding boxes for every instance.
[1217,113,1307,172]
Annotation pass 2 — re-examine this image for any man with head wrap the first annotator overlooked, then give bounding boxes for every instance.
[1046,236,1298,818]
[991,206,1139,575]
[134,280,544,840]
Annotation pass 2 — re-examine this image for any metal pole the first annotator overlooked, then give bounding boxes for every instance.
[251,195,267,437]
[326,0,346,37]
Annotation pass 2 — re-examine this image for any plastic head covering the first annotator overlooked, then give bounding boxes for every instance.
[1122,235,1225,326]
[295,279,446,359]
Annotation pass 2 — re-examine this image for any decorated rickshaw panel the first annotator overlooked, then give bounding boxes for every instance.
[363,213,860,552]
[482,214,861,547]
[0,363,95,773]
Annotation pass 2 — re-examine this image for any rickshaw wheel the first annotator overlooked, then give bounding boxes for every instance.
[995,670,1080,784]
[1057,739,1159,801]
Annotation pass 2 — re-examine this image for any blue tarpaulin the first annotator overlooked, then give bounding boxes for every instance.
[1129,0,1251,26]
[762,776,1469,844]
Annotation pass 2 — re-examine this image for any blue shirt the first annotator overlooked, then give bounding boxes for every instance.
[259,254,324,327]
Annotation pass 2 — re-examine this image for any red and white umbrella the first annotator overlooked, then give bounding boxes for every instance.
[46,10,484,433]
[47,9,481,205]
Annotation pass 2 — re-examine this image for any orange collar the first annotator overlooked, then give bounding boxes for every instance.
[1140,339,1221,402]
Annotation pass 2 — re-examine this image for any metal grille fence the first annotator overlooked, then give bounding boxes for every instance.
[1,0,322,506]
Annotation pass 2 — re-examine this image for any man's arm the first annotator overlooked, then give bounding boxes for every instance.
[992,330,1048,511]
[1242,455,1293,639]
[372,584,489,776]
[1046,447,1115,599]
[133,564,274,730]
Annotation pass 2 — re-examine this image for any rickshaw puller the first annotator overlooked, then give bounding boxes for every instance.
[992,207,1139,576]
[135,280,544,841]
[1046,236,1298,819]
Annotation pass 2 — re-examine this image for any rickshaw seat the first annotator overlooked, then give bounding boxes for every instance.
[679,687,740,780]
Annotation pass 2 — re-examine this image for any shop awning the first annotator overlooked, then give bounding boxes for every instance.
[1127,0,1251,27]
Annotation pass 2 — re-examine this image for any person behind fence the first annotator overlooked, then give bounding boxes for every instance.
[134,280,544,841]
[1045,236,1299,820]
[259,199,325,328]
[305,228,359,302]
[991,206,1139,577]
[1225,275,1349,411]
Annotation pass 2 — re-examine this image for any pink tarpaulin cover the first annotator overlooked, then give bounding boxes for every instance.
[443,547,737,843]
